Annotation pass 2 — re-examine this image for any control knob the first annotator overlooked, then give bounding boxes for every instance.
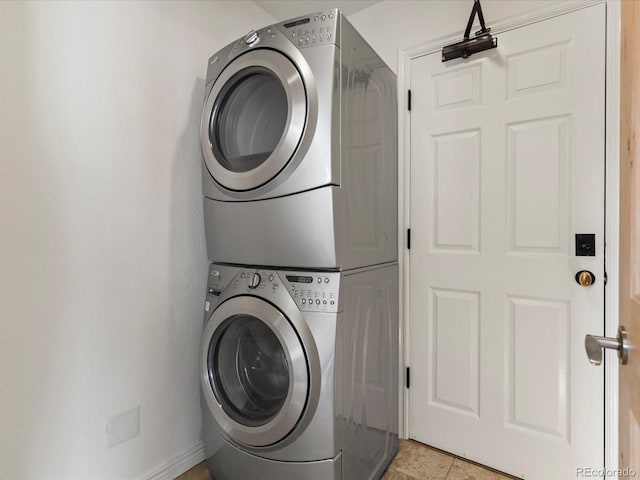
[244,30,259,45]
[248,273,261,289]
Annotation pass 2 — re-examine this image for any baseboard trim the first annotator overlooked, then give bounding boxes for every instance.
[139,441,206,480]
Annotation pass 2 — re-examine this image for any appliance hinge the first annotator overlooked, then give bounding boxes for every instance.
[407,228,411,249]
[604,271,608,286]
[408,90,412,111]
[406,367,410,389]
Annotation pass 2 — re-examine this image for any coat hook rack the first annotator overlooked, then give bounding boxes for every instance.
[442,0,497,62]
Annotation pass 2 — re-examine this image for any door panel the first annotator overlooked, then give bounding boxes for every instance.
[619,0,640,474]
[409,5,606,479]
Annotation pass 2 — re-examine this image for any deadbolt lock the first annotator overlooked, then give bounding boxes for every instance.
[575,270,595,287]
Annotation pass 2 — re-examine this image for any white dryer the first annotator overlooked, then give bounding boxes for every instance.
[199,9,397,270]
[200,262,399,480]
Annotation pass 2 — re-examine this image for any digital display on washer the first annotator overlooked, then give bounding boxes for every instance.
[283,18,310,28]
[286,275,313,284]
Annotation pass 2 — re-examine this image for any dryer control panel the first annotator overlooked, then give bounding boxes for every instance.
[278,9,339,48]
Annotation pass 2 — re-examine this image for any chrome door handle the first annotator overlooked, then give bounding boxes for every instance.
[585,325,629,366]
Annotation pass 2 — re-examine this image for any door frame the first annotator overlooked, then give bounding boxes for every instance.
[396,0,621,471]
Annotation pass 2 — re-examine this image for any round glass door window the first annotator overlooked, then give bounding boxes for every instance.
[210,67,288,174]
[209,314,290,426]
[201,50,307,191]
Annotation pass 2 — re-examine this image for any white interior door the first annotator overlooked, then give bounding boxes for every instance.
[408,5,606,479]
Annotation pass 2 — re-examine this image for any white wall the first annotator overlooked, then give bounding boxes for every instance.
[0,1,274,478]
[348,0,584,73]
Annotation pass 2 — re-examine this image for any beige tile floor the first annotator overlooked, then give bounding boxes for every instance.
[175,439,519,480]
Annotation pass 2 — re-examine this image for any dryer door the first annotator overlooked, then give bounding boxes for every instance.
[200,295,308,447]
[201,49,307,192]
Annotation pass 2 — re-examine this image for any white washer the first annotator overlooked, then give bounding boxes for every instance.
[200,262,399,480]
[200,9,397,270]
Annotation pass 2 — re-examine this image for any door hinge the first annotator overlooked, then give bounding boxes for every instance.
[604,271,608,285]
[406,367,411,389]
[407,228,411,249]
[408,89,412,111]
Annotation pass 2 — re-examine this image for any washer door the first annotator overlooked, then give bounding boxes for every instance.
[200,296,308,447]
[200,50,307,192]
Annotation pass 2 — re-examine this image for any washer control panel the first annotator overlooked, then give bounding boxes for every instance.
[205,265,341,314]
[281,272,340,313]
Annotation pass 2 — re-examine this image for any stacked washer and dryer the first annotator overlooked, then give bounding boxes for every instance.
[198,9,398,480]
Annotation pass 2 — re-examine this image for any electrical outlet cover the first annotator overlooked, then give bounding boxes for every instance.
[106,405,140,448]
